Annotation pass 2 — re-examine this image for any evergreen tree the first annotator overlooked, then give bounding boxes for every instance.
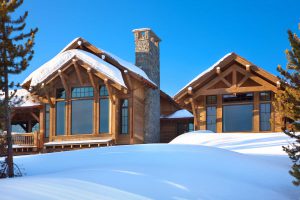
[0,0,37,177]
[275,24,300,186]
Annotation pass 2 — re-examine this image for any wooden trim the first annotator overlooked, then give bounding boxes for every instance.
[216,95,222,133]
[58,70,69,93]
[253,92,260,132]
[30,112,39,122]
[104,79,116,105]
[72,59,84,85]
[87,68,97,90]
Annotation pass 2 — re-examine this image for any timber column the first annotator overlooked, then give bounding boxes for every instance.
[133,28,161,143]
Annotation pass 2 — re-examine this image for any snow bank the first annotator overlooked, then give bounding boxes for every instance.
[0,144,298,199]
[170,132,294,155]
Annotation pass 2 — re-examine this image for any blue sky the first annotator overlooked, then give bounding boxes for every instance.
[13,0,300,96]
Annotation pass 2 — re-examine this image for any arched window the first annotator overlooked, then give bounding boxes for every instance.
[99,86,109,133]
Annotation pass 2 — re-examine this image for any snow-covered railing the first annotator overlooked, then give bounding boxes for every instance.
[12,132,38,147]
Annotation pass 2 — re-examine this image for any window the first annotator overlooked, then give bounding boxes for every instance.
[260,92,271,101]
[188,122,194,132]
[260,103,271,131]
[206,95,217,105]
[71,100,93,134]
[99,86,109,133]
[71,87,94,98]
[120,99,129,134]
[45,104,50,138]
[56,88,66,99]
[56,101,65,135]
[206,106,217,132]
[223,104,253,132]
[223,93,253,103]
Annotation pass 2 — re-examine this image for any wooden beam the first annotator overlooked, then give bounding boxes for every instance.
[72,59,84,85]
[123,70,133,90]
[41,83,54,107]
[58,70,69,93]
[104,79,116,104]
[189,98,199,128]
[202,66,234,91]
[30,112,40,122]
[237,74,249,87]
[232,69,237,88]
[87,67,97,89]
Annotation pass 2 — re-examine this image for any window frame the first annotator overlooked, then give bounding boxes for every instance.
[120,99,129,134]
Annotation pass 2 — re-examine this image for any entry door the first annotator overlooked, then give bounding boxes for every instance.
[223,104,253,132]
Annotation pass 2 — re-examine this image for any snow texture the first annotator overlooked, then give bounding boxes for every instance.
[161,109,193,119]
[170,132,294,155]
[174,52,234,97]
[0,89,40,107]
[0,143,298,200]
[23,49,126,88]
[44,139,112,146]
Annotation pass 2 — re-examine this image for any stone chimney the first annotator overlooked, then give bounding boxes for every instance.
[133,28,161,143]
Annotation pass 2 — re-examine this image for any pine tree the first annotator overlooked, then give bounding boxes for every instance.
[275,24,300,186]
[0,0,37,177]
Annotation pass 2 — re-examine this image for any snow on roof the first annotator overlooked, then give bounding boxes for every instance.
[174,52,234,97]
[0,89,41,107]
[23,49,126,88]
[161,109,193,119]
[99,48,156,86]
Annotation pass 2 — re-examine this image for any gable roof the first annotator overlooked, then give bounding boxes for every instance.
[174,52,279,100]
[23,49,126,88]
[22,37,157,90]
[59,37,156,88]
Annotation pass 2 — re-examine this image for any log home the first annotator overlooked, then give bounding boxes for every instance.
[9,28,192,152]
[174,53,282,133]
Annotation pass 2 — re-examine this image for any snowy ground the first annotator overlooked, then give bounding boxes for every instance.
[0,133,299,200]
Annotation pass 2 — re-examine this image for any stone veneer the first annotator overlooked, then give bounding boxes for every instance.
[133,28,161,143]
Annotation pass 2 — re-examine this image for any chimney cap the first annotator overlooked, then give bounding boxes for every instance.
[132,28,161,42]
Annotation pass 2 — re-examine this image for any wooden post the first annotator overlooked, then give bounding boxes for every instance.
[190,98,199,130]
[253,92,260,132]
[39,107,45,149]
[216,95,223,133]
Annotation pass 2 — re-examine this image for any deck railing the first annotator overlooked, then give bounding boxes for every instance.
[12,132,38,147]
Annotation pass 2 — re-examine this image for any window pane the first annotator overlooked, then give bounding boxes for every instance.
[260,92,271,101]
[71,87,94,98]
[206,106,216,132]
[45,104,50,138]
[223,104,253,132]
[120,99,128,134]
[72,100,93,134]
[206,95,217,105]
[100,99,109,133]
[260,103,271,131]
[100,86,109,97]
[188,123,194,132]
[56,101,65,135]
[223,93,253,103]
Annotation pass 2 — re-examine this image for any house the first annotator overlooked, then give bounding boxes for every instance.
[10,28,192,152]
[174,53,282,133]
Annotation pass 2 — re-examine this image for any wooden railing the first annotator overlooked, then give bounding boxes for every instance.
[12,132,38,147]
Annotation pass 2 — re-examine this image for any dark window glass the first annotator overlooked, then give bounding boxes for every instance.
[100,86,109,97]
[71,87,94,98]
[260,92,271,101]
[45,104,50,138]
[56,88,66,99]
[100,99,109,133]
[56,101,65,135]
[223,93,253,103]
[188,123,194,132]
[206,106,217,132]
[120,99,129,134]
[260,103,271,131]
[206,95,217,105]
[223,104,253,132]
[71,100,93,134]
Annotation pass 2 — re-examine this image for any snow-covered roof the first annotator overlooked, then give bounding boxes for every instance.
[161,109,193,119]
[99,48,156,86]
[0,89,41,108]
[174,52,234,97]
[23,49,126,88]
